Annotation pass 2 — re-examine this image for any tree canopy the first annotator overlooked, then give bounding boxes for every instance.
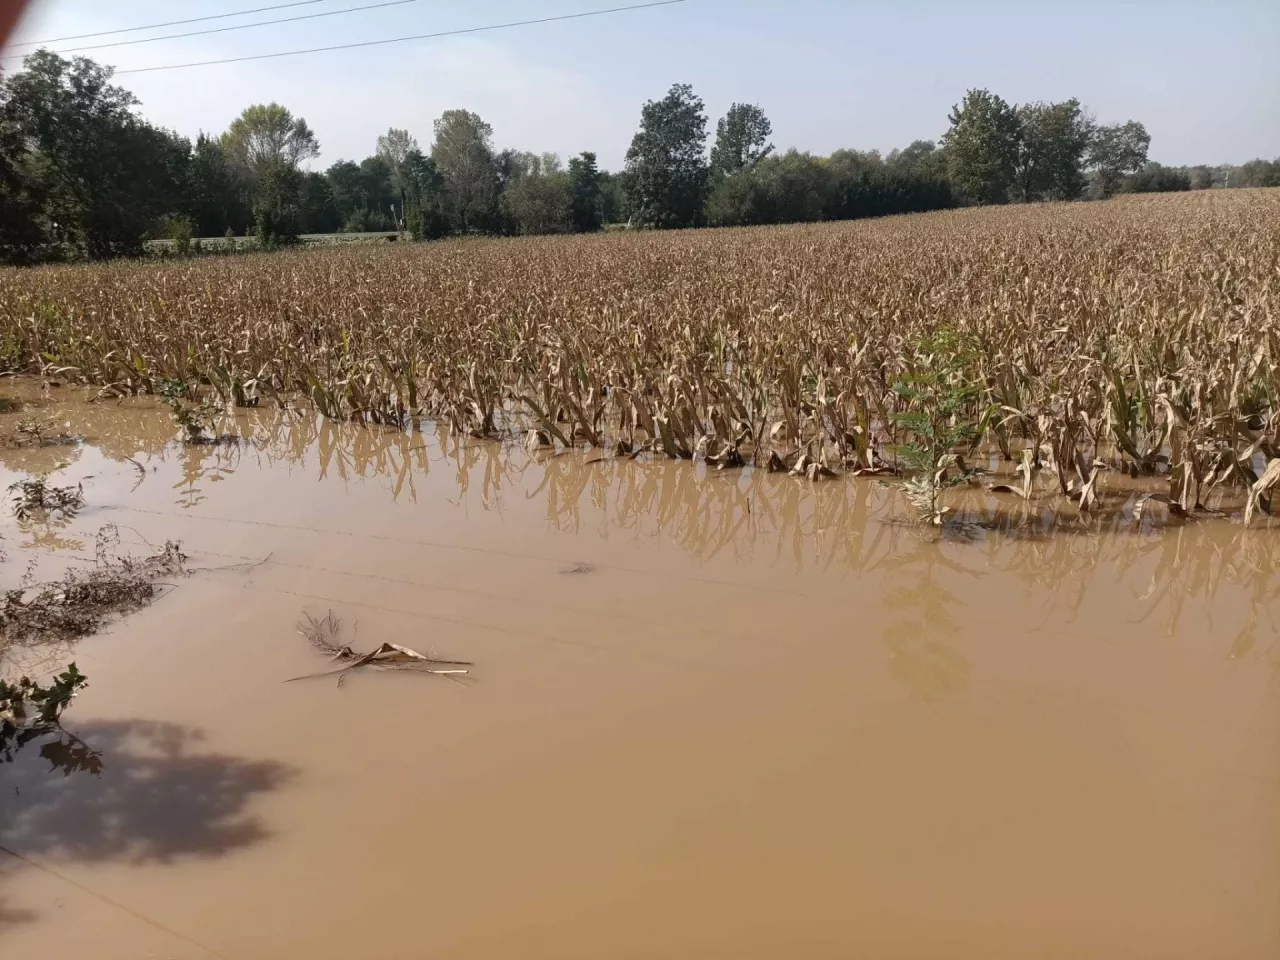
[710,102,774,179]
[942,89,1022,205]
[1088,120,1151,197]
[625,83,710,228]
[2,51,188,259]
[431,109,497,232]
[0,50,1269,266]
[221,103,319,178]
[1013,99,1092,202]
[567,151,604,233]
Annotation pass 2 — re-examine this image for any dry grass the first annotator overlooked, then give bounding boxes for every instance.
[0,189,1277,516]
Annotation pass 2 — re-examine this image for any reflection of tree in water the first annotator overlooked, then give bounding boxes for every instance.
[173,440,242,509]
[0,896,35,928]
[879,534,974,700]
[14,515,85,553]
[0,636,73,681]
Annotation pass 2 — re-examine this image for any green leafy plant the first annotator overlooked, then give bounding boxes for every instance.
[0,663,90,763]
[158,381,221,442]
[890,328,991,524]
[8,475,84,521]
[161,214,196,256]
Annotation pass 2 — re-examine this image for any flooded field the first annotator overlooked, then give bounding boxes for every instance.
[0,381,1278,959]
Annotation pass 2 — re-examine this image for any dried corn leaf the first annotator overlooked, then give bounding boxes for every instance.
[1243,458,1280,525]
[290,610,473,685]
[988,484,1029,499]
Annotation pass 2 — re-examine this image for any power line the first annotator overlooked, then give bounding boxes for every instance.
[2,0,427,63]
[4,1,330,49]
[114,0,689,75]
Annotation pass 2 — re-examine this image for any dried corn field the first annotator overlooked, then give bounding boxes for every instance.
[1,188,1278,518]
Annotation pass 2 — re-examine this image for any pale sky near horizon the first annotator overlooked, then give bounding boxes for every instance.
[3,0,1277,171]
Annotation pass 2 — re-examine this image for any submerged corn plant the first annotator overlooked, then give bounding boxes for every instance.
[0,189,1274,522]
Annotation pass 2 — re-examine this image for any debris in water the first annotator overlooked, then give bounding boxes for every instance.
[0,526,187,645]
[288,610,473,687]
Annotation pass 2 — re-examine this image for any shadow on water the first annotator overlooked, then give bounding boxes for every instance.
[0,719,296,864]
[0,892,34,928]
[0,719,296,935]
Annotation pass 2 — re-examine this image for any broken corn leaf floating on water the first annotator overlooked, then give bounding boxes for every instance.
[289,610,473,687]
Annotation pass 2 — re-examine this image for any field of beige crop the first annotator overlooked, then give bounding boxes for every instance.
[2,189,1278,508]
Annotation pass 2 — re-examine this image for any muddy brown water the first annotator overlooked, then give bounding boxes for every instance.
[0,383,1277,959]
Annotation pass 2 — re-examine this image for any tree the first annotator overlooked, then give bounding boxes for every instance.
[1187,165,1217,190]
[705,167,765,226]
[941,89,1021,205]
[324,157,395,231]
[755,150,831,223]
[252,163,303,248]
[825,149,888,219]
[220,103,317,243]
[357,154,396,228]
[3,51,188,259]
[431,109,497,232]
[1087,120,1150,198]
[324,160,364,223]
[567,151,603,232]
[221,103,319,179]
[887,140,944,177]
[707,150,830,226]
[298,171,339,233]
[0,67,48,262]
[376,126,419,207]
[598,169,630,225]
[500,152,573,235]
[1013,99,1092,202]
[710,102,773,179]
[400,149,448,239]
[184,133,250,237]
[625,83,709,228]
[1234,158,1280,188]
[1117,162,1191,194]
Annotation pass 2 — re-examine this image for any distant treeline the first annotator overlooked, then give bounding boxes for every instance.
[0,50,1276,264]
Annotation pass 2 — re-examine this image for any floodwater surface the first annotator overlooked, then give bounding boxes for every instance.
[0,384,1277,959]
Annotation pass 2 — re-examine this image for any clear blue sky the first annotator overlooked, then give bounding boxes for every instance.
[4,0,1278,170]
